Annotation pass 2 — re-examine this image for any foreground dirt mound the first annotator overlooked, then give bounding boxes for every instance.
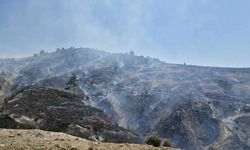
[0,129,179,150]
[0,87,140,143]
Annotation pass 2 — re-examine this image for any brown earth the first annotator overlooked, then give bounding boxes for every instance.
[0,129,180,150]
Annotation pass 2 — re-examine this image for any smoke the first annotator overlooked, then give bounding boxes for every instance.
[0,0,160,57]
[0,0,250,67]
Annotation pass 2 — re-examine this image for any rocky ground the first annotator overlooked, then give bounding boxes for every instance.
[0,129,179,150]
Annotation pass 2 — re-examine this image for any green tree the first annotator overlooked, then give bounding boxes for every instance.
[145,135,161,147]
[66,74,79,97]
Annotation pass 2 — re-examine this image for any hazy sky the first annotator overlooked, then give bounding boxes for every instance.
[0,0,250,67]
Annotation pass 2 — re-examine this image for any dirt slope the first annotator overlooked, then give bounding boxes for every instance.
[0,129,179,150]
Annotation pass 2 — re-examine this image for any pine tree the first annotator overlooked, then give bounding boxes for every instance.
[66,74,79,97]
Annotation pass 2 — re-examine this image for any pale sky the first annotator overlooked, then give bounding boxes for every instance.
[0,0,250,67]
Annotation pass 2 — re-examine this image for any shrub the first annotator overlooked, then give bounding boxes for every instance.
[145,135,161,147]
[162,138,171,147]
[88,147,94,150]
[37,112,45,118]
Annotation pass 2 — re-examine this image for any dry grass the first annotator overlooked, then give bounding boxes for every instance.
[0,129,180,150]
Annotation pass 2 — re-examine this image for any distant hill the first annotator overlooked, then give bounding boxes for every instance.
[1,47,250,150]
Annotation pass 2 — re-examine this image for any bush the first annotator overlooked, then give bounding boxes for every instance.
[37,112,45,118]
[162,138,171,147]
[145,135,161,147]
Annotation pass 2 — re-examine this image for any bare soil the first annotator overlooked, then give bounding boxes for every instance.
[0,129,179,150]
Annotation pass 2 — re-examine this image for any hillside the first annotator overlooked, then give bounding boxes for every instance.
[0,129,179,150]
[0,87,140,144]
[1,47,250,150]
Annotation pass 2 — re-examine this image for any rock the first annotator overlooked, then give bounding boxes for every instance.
[97,136,104,142]
[67,123,92,139]
[35,132,43,138]
[89,135,98,142]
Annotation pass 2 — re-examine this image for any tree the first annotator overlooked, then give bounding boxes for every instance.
[56,48,61,52]
[162,138,172,147]
[33,53,39,57]
[145,135,161,147]
[129,50,135,55]
[66,74,79,97]
[39,50,46,56]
